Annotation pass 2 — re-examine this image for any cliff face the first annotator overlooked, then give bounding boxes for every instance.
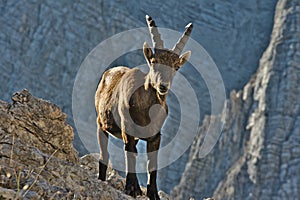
[1,1,298,198]
[0,0,278,192]
[0,90,170,199]
[172,0,300,199]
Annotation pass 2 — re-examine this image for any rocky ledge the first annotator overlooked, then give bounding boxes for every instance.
[0,89,170,199]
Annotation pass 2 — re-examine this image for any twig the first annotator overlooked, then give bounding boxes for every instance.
[9,134,15,166]
[22,149,58,197]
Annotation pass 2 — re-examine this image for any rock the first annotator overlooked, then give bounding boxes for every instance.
[1,1,297,198]
[0,90,170,199]
[0,188,20,200]
[172,0,300,199]
[0,89,78,163]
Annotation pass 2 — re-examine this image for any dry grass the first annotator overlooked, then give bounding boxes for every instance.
[22,149,58,198]
[4,132,58,199]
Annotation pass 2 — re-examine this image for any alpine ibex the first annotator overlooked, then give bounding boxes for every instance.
[95,15,193,199]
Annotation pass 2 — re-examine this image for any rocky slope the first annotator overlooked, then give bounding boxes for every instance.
[0,0,277,191]
[0,90,170,199]
[172,0,300,199]
[1,1,298,198]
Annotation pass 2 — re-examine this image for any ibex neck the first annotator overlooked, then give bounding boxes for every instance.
[144,74,167,105]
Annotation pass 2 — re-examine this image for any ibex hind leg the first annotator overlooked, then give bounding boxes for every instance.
[97,123,109,181]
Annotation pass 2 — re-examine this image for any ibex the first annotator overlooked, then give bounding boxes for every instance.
[95,15,193,199]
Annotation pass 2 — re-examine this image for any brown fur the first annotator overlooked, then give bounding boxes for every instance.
[95,16,192,200]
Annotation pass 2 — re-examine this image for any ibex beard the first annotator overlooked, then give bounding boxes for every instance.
[95,15,193,200]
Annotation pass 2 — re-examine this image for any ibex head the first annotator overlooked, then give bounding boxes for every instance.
[144,15,193,95]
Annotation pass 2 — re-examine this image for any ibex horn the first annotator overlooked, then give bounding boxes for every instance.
[145,15,164,50]
[172,23,193,55]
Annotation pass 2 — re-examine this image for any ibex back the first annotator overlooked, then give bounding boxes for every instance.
[95,15,193,200]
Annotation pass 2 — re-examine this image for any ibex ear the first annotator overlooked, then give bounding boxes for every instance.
[143,42,154,63]
[178,51,191,66]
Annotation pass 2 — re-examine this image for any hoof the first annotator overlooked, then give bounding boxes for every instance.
[147,191,160,200]
[124,181,142,197]
[147,185,160,200]
[98,161,107,181]
[98,173,106,181]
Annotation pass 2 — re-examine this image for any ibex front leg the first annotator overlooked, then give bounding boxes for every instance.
[147,133,161,200]
[97,122,109,181]
[124,134,142,197]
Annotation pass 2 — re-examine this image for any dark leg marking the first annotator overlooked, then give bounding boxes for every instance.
[124,135,142,197]
[98,123,109,181]
[147,133,161,200]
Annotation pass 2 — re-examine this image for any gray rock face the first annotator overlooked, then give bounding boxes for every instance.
[0,0,142,156]
[0,0,277,192]
[172,0,300,199]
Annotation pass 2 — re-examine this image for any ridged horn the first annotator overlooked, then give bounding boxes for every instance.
[172,23,193,55]
[145,15,164,50]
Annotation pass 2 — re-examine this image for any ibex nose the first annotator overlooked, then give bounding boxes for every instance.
[159,84,168,94]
